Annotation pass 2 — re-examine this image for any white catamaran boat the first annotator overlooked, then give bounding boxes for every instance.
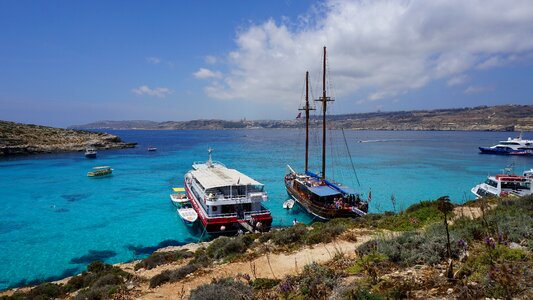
[184,149,272,233]
[471,168,533,198]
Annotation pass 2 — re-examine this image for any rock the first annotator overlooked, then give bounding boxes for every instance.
[447,288,453,294]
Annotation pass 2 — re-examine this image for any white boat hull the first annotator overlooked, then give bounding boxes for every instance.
[177,207,198,224]
[283,199,295,209]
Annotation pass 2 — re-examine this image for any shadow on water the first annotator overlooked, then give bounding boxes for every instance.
[7,267,80,290]
[125,237,198,257]
[61,193,91,202]
[69,250,117,264]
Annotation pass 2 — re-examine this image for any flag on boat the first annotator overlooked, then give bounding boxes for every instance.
[296,112,302,119]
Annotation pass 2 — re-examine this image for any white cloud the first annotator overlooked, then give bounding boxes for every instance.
[194,68,222,79]
[132,85,173,98]
[464,85,494,94]
[146,57,161,64]
[205,55,218,64]
[447,75,469,86]
[195,0,533,106]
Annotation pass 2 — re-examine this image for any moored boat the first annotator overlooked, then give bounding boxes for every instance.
[85,147,97,158]
[284,47,368,220]
[177,206,198,224]
[479,133,533,155]
[471,168,533,198]
[170,187,189,206]
[184,148,272,234]
[87,166,113,177]
[283,199,295,209]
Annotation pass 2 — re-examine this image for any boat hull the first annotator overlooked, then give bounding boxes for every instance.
[85,153,97,158]
[479,147,533,155]
[184,182,272,234]
[284,178,366,220]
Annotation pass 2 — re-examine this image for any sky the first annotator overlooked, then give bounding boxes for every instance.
[1,0,533,127]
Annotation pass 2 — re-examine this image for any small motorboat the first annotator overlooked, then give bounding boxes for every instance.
[87,166,113,177]
[85,147,97,158]
[177,206,198,224]
[148,146,157,152]
[170,187,189,206]
[283,199,295,209]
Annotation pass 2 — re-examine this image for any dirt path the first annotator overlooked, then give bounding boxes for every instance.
[136,231,373,299]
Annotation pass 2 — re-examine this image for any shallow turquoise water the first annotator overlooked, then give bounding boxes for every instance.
[0,129,531,289]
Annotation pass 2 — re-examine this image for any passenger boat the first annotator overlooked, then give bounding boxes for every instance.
[85,147,97,158]
[471,168,533,198]
[284,47,368,220]
[87,166,113,177]
[184,149,272,233]
[170,187,189,206]
[479,133,533,155]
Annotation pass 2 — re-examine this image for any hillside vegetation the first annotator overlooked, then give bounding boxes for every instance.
[2,194,532,299]
[70,104,533,131]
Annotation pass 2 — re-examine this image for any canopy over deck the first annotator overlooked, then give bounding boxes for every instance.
[190,165,262,189]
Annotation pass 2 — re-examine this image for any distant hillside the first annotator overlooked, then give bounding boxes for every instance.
[70,104,533,131]
[0,121,136,156]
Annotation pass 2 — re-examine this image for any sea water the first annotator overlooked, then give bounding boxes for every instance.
[0,129,531,289]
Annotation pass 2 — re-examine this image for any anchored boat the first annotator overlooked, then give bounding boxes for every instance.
[479,133,533,155]
[471,168,533,198]
[184,149,272,233]
[284,47,368,219]
[85,147,97,158]
[87,166,113,177]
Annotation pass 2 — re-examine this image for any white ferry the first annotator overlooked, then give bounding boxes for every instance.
[471,168,533,198]
[479,133,533,155]
[184,149,272,234]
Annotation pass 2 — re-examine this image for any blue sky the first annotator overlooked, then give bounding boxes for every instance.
[1,0,533,127]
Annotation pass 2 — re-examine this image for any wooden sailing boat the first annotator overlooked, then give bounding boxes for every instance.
[284,47,368,219]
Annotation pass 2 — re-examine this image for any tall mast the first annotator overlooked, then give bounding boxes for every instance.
[299,71,314,172]
[315,46,334,179]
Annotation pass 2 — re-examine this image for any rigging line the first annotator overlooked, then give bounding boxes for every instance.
[342,128,361,187]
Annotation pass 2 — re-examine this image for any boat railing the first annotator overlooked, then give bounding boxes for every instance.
[192,161,226,169]
[208,209,271,220]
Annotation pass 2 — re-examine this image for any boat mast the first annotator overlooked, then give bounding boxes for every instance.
[299,71,314,173]
[316,46,334,179]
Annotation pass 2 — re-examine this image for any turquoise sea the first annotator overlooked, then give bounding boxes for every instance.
[0,129,532,290]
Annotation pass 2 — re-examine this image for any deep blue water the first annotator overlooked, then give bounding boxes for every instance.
[0,129,531,290]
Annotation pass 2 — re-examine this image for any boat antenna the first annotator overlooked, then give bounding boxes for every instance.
[207,147,213,167]
[315,46,334,179]
[299,71,315,173]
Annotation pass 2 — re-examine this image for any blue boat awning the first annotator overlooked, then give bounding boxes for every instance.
[308,185,342,197]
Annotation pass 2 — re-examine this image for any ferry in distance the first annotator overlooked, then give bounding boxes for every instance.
[479,133,533,155]
[184,149,272,234]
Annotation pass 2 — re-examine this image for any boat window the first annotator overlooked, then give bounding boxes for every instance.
[212,206,217,211]
[485,179,498,188]
[500,142,520,145]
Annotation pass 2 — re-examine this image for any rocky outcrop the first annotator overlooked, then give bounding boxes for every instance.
[0,121,136,156]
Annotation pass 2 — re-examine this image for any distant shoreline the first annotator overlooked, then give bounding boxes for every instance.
[69,104,533,132]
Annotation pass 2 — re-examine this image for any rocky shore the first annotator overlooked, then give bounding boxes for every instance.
[0,120,136,156]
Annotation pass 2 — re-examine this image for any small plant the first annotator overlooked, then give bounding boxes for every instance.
[252,278,281,290]
[189,277,252,300]
[298,262,339,299]
[134,249,193,270]
[348,252,388,284]
[436,195,454,279]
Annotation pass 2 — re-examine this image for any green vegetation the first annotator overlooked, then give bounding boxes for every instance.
[189,277,252,300]
[134,249,193,270]
[1,261,136,300]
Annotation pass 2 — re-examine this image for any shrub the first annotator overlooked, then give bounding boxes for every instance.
[305,221,346,245]
[271,224,307,246]
[258,232,273,243]
[298,262,339,299]
[189,277,253,300]
[206,236,250,260]
[91,273,122,288]
[252,278,280,290]
[87,261,110,273]
[19,283,65,300]
[149,264,199,288]
[73,285,121,300]
[134,249,193,270]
